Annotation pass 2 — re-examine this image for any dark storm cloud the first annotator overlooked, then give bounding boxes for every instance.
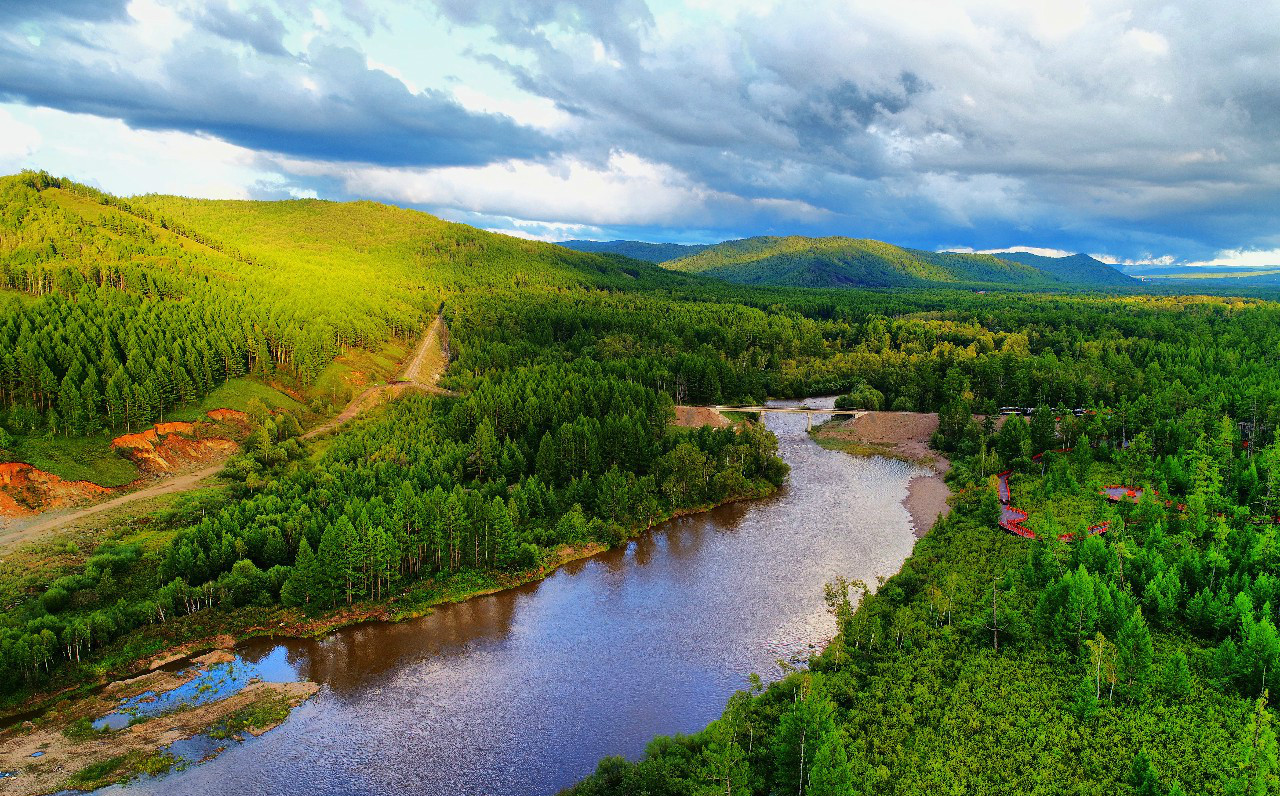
[0,5,555,168]
[4,0,1278,259]
[441,0,1280,259]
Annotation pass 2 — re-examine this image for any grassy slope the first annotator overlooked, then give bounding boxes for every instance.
[662,235,1056,288]
[2,182,688,486]
[164,378,307,423]
[8,432,140,488]
[129,195,686,301]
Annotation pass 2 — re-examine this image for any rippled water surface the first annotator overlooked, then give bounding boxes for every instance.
[113,400,924,796]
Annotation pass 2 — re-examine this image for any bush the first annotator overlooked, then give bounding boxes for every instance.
[40,586,71,614]
[514,543,542,570]
[835,384,885,410]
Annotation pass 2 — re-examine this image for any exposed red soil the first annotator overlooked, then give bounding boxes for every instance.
[206,408,249,423]
[111,415,242,475]
[0,462,113,517]
[0,409,250,521]
[673,405,733,429]
[154,421,196,436]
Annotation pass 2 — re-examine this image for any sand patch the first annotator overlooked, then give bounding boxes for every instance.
[816,411,947,473]
[813,411,953,536]
[905,475,951,538]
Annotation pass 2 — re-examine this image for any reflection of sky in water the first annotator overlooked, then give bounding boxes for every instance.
[94,647,301,731]
[113,398,927,796]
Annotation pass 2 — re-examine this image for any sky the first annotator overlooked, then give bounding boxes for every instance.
[1,0,1277,266]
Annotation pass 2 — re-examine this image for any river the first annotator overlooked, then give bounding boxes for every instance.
[109,399,926,796]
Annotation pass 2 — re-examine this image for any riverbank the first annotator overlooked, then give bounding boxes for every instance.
[0,651,318,796]
[98,405,922,796]
[0,478,780,732]
[810,410,952,537]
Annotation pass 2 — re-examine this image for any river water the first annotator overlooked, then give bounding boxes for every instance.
[111,399,925,796]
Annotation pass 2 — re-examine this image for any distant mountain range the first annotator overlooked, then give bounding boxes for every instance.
[991,251,1136,287]
[557,239,711,262]
[558,236,1134,289]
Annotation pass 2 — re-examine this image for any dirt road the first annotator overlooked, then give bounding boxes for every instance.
[1,316,449,552]
[302,314,448,440]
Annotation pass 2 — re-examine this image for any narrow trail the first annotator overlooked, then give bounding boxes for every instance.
[302,314,449,440]
[1,316,449,552]
[996,449,1110,541]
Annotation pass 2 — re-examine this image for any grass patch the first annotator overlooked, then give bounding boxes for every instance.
[64,749,176,791]
[65,754,128,789]
[0,287,40,306]
[62,716,110,742]
[312,337,411,405]
[208,692,293,740]
[811,434,898,459]
[8,431,140,487]
[166,377,305,422]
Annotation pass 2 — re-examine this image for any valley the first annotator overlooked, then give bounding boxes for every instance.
[1,174,1279,795]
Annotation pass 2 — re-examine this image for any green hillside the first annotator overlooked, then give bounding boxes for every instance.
[0,171,680,439]
[662,235,1055,288]
[6,171,1280,796]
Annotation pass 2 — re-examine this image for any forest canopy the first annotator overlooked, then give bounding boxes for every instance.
[4,172,1280,794]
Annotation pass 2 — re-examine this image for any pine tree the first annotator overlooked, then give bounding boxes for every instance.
[535,431,557,485]
[1118,608,1154,700]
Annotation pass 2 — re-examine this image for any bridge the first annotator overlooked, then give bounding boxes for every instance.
[712,406,864,430]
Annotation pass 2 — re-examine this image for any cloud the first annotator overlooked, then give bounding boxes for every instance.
[433,0,655,60]
[444,0,1280,257]
[269,149,829,229]
[0,107,42,168]
[0,103,269,199]
[192,1,290,56]
[0,4,556,168]
[946,245,1076,258]
[3,0,1279,261]
[0,0,129,23]
[1196,248,1280,268]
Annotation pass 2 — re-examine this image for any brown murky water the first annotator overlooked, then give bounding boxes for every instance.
[112,399,924,796]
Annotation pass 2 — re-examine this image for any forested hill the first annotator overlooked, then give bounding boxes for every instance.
[995,251,1135,286]
[0,171,688,436]
[557,239,711,262]
[658,236,1060,289]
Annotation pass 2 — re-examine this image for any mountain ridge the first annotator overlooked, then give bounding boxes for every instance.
[557,235,1138,289]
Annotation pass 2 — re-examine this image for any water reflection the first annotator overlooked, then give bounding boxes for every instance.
[112,399,924,796]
